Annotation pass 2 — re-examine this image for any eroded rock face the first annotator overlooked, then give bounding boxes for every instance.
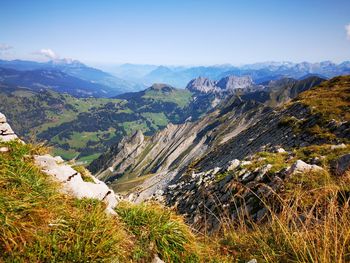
[216,75,254,92]
[186,76,219,94]
[186,75,256,94]
[34,155,120,214]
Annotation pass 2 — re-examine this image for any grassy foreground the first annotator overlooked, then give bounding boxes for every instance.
[0,140,207,262]
[1,139,350,262]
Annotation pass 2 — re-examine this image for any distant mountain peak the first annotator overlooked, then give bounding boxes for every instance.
[186,76,218,93]
[186,75,256,94]
[216,75,254,91]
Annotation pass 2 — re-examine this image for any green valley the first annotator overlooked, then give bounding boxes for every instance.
[0,83,207,164]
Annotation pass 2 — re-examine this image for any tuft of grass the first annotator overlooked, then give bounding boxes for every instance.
[116,201,200,262]
[243,151,289,174]
[72,164,96,183]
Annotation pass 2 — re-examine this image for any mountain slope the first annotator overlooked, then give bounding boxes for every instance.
[89,76,325,193]
[90,76,349,238]
[162,76,350,233]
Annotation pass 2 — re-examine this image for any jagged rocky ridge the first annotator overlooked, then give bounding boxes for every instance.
[0,112,120,215]
[186,75,258,94]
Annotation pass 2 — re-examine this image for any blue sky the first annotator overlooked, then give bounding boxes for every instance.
[0,0,350,65]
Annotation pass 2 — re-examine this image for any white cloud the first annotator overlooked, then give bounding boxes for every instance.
[36,48,58,59]
[0,43,13,51]
[346,24,350,39]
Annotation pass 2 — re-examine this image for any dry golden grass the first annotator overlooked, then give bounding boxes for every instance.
[297,75,350,122]
[216,168,350,262]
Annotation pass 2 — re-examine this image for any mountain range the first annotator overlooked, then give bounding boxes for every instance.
[0,59,145,97]
[111,60,350,87]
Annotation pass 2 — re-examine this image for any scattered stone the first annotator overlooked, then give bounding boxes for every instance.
[167,184,177,190]
[247,259,257,263]
[330,154,350,176]
[288,160,324,175]
[212,167,221,175]
[227,159,240,171]
[241,160,252,166]
[0,146,9,153]
[330,143,347,150]
[255,164,272,181]
[155,189,164,196]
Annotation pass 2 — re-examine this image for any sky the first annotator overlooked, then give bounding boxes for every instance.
[0,0,350,66]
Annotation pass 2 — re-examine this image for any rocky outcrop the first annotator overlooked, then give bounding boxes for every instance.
[0,112,120,215]
[163,155,329,232]
[164,157,283,231]
[34,155,120,214]
[0,113,18,142]
[195,102,349,173]
[287,160,324,175]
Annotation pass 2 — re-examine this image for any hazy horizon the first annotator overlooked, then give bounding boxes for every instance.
[1,0,350,65]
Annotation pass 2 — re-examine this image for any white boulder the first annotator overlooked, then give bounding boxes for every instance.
[0,122,18,142]
[288,160,324,175]
[34,154,119,215]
